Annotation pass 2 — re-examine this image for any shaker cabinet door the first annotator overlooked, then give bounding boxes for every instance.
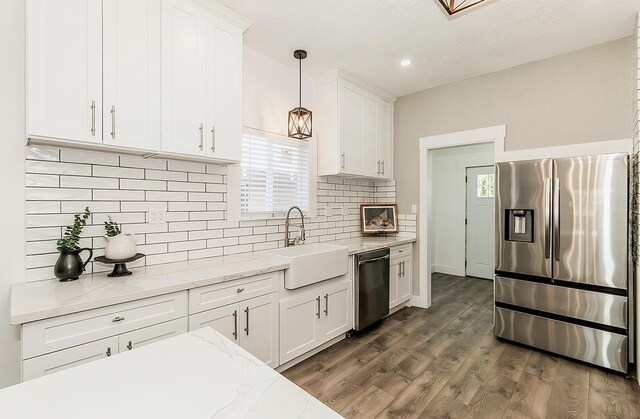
[338,82,365,175]
[239,293,279,367]
[189,303,240,344]
[27,0,103,143]
[103,0,161,151]
[161,0,207,156]
[22,336,118,381]
[279,292,322,364]
[321,281,351,341]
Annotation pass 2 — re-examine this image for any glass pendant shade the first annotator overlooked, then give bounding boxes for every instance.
[438,0,488,15]
[288,107,312,139]
[288,50,312,139]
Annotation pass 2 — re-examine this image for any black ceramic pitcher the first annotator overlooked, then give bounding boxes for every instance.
[54,247,93,282]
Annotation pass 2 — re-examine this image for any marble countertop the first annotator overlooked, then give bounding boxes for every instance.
[0,327,342,419]
[11,253,289,325]
[328,235,416,255]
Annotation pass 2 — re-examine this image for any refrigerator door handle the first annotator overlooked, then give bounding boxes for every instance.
[544,178,551,259]
[553,178,560,261]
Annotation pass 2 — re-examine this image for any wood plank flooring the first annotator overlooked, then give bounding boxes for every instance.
[283,273,640,419]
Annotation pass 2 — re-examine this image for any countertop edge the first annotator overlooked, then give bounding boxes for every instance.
[11,262,290,325]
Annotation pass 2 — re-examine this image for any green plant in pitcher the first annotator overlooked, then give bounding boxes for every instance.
[57,207,91,251]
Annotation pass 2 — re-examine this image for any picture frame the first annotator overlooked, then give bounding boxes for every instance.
[360,204,399,235]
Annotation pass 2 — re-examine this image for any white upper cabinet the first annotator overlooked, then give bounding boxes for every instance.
[27,0,102,144]
[317,70,396,179]
[206,14,243,162]
[161,0,207,156]
[103,0,162,151]
[161,2,244,162]
[338,82,365,175]
[26,0,249,162]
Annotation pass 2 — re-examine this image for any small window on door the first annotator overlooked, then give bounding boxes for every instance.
[476,174,495,198]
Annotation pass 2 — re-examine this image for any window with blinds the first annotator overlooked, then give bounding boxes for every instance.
[240,131,310,216]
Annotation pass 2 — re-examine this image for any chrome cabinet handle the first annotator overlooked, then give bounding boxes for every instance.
[211,126,216,152]
[126,341,132,351]
[112,316,125,323]
[106,347,111,357]
[377,160,381,175]
[341,153,345,169]
[324,293,329,316]
[110,105,116,139]
[381,160,385,175]
[232,310,238,340]
[236,288,244,293]
[316,296,321,319]
[402,261,406,276]
[90,100,96,136]
[244,307,249,336]
[398,262,402,278]
[199,124,204,150]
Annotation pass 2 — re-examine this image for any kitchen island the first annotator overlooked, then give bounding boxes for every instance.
[0,327,342,419]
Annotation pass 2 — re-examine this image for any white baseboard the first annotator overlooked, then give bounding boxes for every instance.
[434,264,464,276]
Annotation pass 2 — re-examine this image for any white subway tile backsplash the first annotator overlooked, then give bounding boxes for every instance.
[93,165,144,179]
[145,169,187,181]
[26,201,60,214]
[60,149,119,166]
[121,179,167,191]
[146,191,187,202]
[120,155,167,170]
[93,189,145,201]
[60,176,119,190]
[26,174,59,188]
[25,146,399,282]
[168,160,205,173]
[27,187,92,201]
[26,160,91,176]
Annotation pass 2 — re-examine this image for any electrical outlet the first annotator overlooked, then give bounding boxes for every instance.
[148,209,166,224]
[411,204,417,214]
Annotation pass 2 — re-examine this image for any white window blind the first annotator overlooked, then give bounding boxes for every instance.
[241,131,310,215]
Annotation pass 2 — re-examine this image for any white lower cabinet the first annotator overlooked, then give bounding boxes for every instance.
[390,255,412,310]
[118,318,188,353]
[188,292,279,367]
[279,279,352,365]
[23,336,118,381]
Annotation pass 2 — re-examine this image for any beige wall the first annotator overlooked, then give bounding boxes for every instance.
[394,36,635,215]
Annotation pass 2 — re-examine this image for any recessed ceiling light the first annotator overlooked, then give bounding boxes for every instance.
[400,59,411,66]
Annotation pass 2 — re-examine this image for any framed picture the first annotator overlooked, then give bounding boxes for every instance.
[360,204,399,234]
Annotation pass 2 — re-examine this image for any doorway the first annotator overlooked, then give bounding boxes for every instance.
[465,166,495,280]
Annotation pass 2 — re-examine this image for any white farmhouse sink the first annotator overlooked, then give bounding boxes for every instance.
[264,243,349,289]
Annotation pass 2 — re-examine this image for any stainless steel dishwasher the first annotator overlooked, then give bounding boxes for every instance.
[354,248,390,331]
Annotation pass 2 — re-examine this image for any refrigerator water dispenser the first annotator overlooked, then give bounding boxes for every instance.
[505,209,533,243]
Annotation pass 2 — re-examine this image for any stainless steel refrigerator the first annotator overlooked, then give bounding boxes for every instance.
[494,153,631,373]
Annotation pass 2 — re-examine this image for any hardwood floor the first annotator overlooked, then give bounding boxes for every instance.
[283,273,640,419]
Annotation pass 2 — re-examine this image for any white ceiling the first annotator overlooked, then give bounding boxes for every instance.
[217,0,640,97]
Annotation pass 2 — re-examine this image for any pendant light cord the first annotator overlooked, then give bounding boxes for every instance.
[298,57,302,109]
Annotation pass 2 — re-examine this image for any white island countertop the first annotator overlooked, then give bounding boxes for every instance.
[11,253,289,325]
[0,327,342,419]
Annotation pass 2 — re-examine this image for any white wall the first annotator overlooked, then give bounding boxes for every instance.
[432,143,494,276]
[0,0,25,388]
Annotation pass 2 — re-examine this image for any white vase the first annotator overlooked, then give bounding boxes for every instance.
[103,233,137,260]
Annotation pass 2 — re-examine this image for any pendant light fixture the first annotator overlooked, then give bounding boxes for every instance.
[437,0,488,15]
[288,50,312,139]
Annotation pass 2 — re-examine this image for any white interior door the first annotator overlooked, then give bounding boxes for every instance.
[466,166,495,280]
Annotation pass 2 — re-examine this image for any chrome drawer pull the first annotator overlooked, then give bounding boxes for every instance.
[236,288,245,293]
[106,347,111,357]
[112,316,125,323]
[126,341,133,351]
[316,296,321,319]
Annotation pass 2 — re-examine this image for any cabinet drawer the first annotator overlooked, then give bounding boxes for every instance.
[22,336,118,382]
[390,244,412,259]
[118,318,188,353]
[189,272,279,315]
[23,291,188,359]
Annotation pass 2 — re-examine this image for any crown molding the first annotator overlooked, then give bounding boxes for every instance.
[316,69,397,104]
